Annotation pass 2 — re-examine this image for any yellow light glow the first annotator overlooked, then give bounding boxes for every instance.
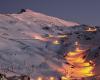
[86,27,97,32]
[75,47,84,53]
[67,49,84,56]
[78,62,90,67]
[84,72,94,77]
[67,52,77,56]
[50,76,55,80]
[48,34,53,38]
[61,76,71,80]
[57,35,67,38]
[37,77,43,80]
[67,57,85,63]
[80,66,94,74]
[63,42,95,78]
[52,40,60,45]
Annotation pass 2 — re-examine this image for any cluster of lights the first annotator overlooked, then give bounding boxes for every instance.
[85,27,97,32]
[63,41,95,79]
[36,76,70,80]
[35,41,95,80]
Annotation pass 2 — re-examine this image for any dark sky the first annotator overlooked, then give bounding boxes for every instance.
[0,0,100,26]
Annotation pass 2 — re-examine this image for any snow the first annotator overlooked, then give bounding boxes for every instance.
[0,9,100,79]
[11,9,79,27]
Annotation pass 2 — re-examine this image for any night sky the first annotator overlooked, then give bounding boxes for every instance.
[0,0,100,26]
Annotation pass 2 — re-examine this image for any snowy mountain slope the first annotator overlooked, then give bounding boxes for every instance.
[0,9,100,79]
[0,9,79,77]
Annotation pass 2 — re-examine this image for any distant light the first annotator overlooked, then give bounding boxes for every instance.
[85,27,97,32]
[37,77,43,80]
[57,35,67,38]
[52,40,60,45]
[61,76,71,80]
[50,76,55,80]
